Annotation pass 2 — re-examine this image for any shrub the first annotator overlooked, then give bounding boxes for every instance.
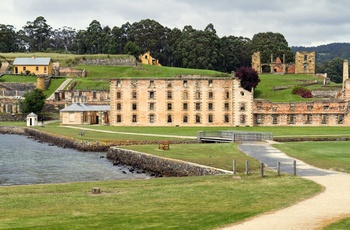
[292,86,312,98]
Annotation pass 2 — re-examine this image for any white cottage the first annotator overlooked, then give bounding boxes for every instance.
[27,112,38,126]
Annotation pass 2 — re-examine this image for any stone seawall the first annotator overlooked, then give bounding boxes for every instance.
[107,147,230,177]
[0,126,109,151]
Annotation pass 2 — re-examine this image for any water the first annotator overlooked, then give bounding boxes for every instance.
[0,134,149,186]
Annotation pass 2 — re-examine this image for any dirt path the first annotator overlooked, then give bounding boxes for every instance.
[46,78,72,100]
[221,142,350,230]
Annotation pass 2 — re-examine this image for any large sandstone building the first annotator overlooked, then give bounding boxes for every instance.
[109,76,253,127]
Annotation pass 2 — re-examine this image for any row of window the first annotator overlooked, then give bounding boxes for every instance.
[115,114,232,124]
[257,105,346,112]
[116,90,231,100]
[256,114,344,124]
[116,79,216,88]
[22,66,47,72]
[115,102,235,111]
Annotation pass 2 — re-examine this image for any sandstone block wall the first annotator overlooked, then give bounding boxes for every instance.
[107,147,230,177]
[79,57,136,66]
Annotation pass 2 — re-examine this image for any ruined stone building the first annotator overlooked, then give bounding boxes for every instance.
[253,59,350,126]
[109,76,253,127]
[252,51,315,75]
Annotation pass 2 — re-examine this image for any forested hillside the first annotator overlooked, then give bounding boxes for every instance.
[292,43,350,63]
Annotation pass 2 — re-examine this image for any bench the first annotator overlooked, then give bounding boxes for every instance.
[158,141,170,150]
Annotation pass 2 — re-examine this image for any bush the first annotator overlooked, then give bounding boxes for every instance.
[292,86,312,98]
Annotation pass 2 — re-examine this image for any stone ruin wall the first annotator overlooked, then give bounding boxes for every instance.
[79,57,137,66]
[295,51,316,74]
[254,99,350,126]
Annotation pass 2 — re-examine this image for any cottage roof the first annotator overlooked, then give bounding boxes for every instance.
[13,57,52,66]
[27,112,37,117]
[60,103,110,112]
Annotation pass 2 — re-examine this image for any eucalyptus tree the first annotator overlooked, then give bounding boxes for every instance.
[174,24,220,70]
[51,26,77,52]
[22,16,52,52]
[127,19,167,60]
[219,35,251,73]
[0,24,18,52]
[251,32,293,65]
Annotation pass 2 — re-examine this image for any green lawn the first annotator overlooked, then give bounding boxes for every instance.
[73,64,228,90]
[273,141,350,173]
[324,217,350,229]
[43,124,350,138]
[0,74,37,83]
[122,143,260,172]
[44,77,67,98]
[255,74,342,102]
[0,175,321,230]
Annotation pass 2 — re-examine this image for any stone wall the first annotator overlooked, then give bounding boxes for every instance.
[107,147,230,177]
[79,57,137,66]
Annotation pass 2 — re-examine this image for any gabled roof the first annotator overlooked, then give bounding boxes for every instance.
[27,112,37,117]
[13,57,52,66]
[60,103,110,112]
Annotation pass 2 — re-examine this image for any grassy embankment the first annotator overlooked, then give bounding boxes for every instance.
[255,73,341,102]
[324,217,350,229]
[0,174,320,229]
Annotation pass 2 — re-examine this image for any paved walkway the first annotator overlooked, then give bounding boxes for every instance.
[221,141,350,230]
[46,78,72,100]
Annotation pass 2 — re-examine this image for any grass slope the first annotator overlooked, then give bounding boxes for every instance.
[0,175,320,230]
[255,74,341,102]
[273,141,350,173]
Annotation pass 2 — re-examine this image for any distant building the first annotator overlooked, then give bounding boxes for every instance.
[139,51,161,66]
[60,103,110,125]
[252,51,315,75]
[13,57,53,75]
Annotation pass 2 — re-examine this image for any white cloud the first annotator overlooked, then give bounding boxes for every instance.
[0,0,349,46]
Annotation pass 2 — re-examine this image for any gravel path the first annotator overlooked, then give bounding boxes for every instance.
[46,78,72,100]
[221,141,350,230]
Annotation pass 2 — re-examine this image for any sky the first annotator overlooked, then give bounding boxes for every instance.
[1,0,350,47]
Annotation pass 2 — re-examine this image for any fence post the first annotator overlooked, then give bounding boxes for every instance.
[245,160,249,175]
[233,160,236,174]
[260,162,264,178]
[277,162,281,176]
[293,160,297,176]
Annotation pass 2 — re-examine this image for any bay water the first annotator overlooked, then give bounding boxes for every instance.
[0,134,149,186]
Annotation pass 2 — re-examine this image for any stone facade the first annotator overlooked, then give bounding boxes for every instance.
[295,51,316,74]
[254,99,350,126]
[252,51,316,75]
[78,57,137,66]
[110,76,253,127]
[54,90,110,103]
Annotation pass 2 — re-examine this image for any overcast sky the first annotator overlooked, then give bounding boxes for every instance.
[1,0,349,47]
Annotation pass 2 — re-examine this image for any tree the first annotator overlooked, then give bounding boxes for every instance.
[23,16,52,52]
[316,58,344,83]
[251,32,294,69]
[0,24,18,52]
[124,41,141,58]
[235,67,260,92]
[51,26,76,52]
[19,89,46,115]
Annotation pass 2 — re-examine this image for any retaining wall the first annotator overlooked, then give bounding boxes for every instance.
[107,147,230,177]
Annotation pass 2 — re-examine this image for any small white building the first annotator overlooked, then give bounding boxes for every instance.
[27,112,38,126]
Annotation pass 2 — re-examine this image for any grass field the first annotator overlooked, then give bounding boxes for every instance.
[122,143,260,172]
[324,217,350,229]
[255,74,342,102]
[73,64,228,90]
[0,175,321,229]
[41,123,350,138]
[273,141,350,173]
